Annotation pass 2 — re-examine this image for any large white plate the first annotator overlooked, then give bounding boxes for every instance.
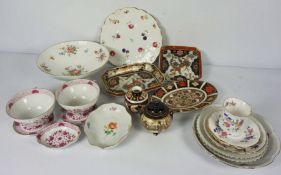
[100,7,162,66]
[37,41,109,80]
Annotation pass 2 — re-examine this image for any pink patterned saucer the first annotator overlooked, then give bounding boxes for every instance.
[208,110,260,148]
[13,114,54,135]
[36,122,81,148]
[60,105,96,125]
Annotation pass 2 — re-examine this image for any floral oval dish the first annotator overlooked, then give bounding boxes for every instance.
[37,122,81,148]
[100,7,162,66]
[84,103,132,149]
[55,79,100,125]
[37,41,109,80]
[6,88,55,135]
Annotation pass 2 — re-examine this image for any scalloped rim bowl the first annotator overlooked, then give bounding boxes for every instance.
[84,103,132,149]
[37,41,109,80]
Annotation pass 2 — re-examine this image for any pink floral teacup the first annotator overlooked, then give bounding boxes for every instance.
[55,79,100,125]
[219,97,252,136]
[6,88,55,135]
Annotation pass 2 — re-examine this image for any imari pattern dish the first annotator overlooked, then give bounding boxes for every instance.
[37,41,109,80]
[55,79,100,125]
[193,105,280,168]
[37,122,81,148]
[151,80,218,112]
[159,46,202,81]
[6,88,55,135]
[84,103,132,149]
[100,7,162,66]
[102,63,165,96]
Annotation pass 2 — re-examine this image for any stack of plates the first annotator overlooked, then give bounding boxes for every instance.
[193,106,280,168]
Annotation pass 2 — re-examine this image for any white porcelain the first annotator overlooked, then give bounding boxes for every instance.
[193,108,280,168]
[6,88,55,135]
[84,103,132,149]
[100,7,162,66]
[209,110,261,148]
[37,122,81,148]
[37,41,109,80]
[55,79,100,125]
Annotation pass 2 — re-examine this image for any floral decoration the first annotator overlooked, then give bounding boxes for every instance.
[104,122,118,136]
[63,65,88,76]
[59,45,78,56]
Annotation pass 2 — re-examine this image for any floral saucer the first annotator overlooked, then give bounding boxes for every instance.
[208,110,261,148]
[100,7,162,66]
[84,103,132,149]
[37,41,109,80]
[37,122,81,148]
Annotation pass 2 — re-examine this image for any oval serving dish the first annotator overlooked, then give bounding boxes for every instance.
[36,122,81,148]
[37,41,109,80]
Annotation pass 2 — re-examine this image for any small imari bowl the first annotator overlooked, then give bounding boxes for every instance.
[84,103,132,149]
[55,79,100,125]
[36,122,81,148]
[6,88,55,135]
[219,97,252,136]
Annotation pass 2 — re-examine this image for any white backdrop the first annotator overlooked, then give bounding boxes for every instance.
[1,0,281,68]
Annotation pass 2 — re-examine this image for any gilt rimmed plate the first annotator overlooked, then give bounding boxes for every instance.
[100,7,162,66]
[151,80,218,112]
[84,103,132,149]
[36,122,81,148]
[102,63,165,96]
[193,106,280,168]
[37,41,109,80]
[159,46,202,81]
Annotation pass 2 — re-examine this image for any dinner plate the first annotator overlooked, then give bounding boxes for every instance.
[37,41,109,80]
[193,106,280,168]
[100,7,162,66]
[151,80,218,112]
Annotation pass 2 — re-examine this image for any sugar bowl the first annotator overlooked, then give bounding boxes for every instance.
[125,86,148,113]
[140,101,173,135]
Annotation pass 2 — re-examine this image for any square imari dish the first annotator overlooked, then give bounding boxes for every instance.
[159,46,202,81]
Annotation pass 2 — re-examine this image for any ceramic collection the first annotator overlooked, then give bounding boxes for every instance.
[4,7,279,168]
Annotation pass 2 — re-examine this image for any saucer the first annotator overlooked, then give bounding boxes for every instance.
[13,114,54,135]
[208,111,260,148]
[60,106,96,125]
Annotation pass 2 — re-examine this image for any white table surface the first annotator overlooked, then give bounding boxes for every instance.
[0,52,280,175]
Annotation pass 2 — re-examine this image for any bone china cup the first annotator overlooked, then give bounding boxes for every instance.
[55,79,100,125]
[6,88,55,135]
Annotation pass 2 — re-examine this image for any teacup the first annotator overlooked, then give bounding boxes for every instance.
[6,88,55,135]
[219,97,252,136]
[55,79,100,125]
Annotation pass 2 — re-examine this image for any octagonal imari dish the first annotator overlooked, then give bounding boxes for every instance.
[151,80,218,112]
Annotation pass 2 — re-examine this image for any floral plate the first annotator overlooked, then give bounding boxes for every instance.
[84,103,132,149]
[193,106,280,168]
[208,110,261,148]
[102,63,165,96]
[159,46,202,81]
[151,80,218,112]
[100,7,162,66]
[36,122,81,148]
[37,41,109,80]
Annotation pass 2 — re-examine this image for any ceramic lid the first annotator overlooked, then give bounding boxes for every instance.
[125,86,148,103]
[143,101,169,119]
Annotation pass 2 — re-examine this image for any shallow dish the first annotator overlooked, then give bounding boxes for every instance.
[84,103,132,149]
[193,106,280,168]
[56,79,100,125]
[102,63,165,96]
[37,122,81,148]
[159,46,202,81]
[100,7,162,66]
[151,80,218,112]
[6,88,55,135]
[37,41,109,80]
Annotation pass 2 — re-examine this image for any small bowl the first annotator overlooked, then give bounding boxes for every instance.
[37,41,109,80]
[6,88,55,135]
[36,122,81,148]
[55,79,100,125]
[84,103,132,149]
